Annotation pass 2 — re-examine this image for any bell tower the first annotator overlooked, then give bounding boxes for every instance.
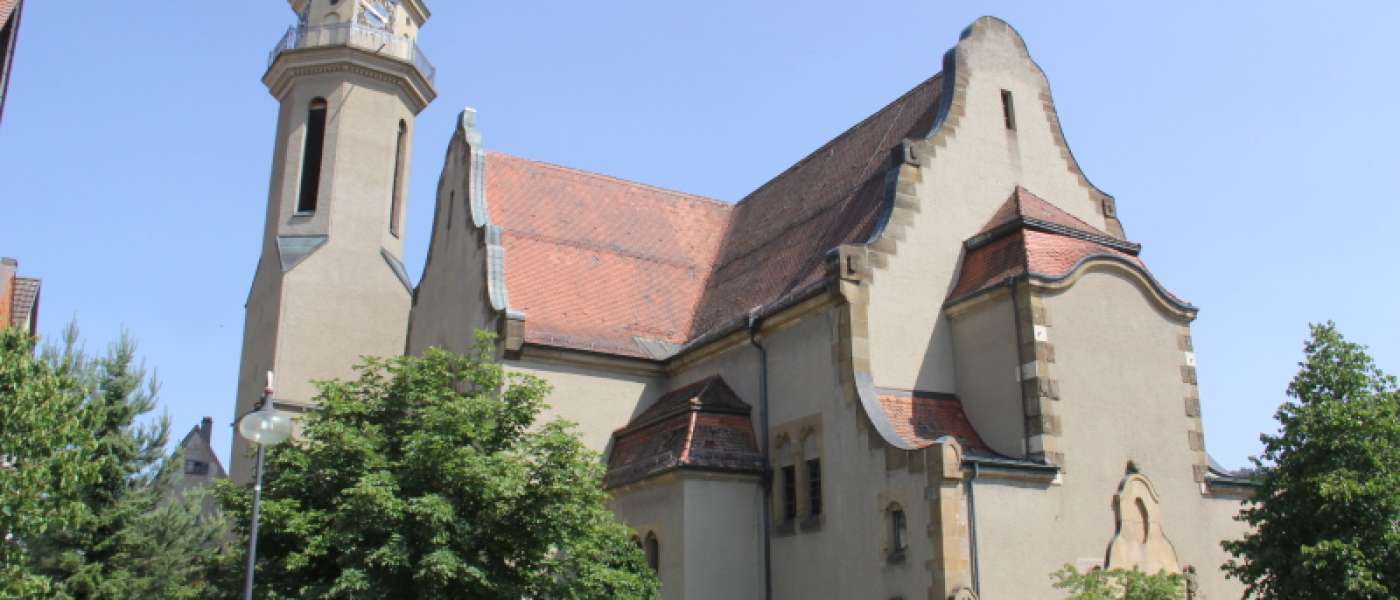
[231,0,436,480]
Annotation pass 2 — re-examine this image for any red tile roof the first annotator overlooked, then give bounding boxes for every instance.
[483,75,944,359]
[0,0,17,28]
[877,390,991,454]
[948,188,1148,304]
[604,377,763,488]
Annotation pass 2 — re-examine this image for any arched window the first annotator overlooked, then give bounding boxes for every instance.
[644,532,659,573]
[389,119,407,236]
[297,98,329,214]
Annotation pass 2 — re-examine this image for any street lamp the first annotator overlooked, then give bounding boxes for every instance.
[236,372,293,600]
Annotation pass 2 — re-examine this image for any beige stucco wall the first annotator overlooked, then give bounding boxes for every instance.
[233,64,420,481]
[868,19,1111,395]
[680,476,764,599]
[609,475,688,598]
[407,131,499,357]
[949,293,1025,457]
[972,269,1247,599]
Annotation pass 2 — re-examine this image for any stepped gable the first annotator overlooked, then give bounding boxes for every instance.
[484,74,944,359]
[947,187,1150,305]
[876,390,992,455]
[604,376,763,489]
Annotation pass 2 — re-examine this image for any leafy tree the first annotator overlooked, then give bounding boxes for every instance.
[1052,565,1184,600]
[215,334,659,599]
[25,324,225,599]
[0,327,99,597]
[1223,322,1400,599]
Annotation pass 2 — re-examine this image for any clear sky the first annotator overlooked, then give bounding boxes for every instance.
[2,2,1396,471]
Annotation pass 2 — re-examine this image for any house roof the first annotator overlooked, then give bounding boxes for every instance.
[876,390,992,455]
[604,376,763,488]
[484,74,943,359]
[0,0,17,28]
[9,276,38,329]
[947,188,1152,305]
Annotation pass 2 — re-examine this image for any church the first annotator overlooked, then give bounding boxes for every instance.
[230,2,1254,598]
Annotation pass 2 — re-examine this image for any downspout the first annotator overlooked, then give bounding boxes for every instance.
[748,309,773,600]
[965,462,982,597]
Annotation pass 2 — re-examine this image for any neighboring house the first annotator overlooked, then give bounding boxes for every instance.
[0,0,24,125]
[233,3,1252,598]
[1,257,40,334]
[173,417,227,519]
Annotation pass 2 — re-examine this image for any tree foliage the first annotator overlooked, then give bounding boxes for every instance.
[216,335,659,599]
[0,327,99,597]
[1052,565,1185,600]
[1223,322,1400,599]
[3,324,222,598]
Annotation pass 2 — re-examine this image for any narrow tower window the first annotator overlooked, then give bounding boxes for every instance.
[781,465,797,522]
[806,458,823,517]
[891,507,908,553]
[389,120,407,236]
[297,98,329,214]
[1000,89,1017,131]
[644,532,659,573]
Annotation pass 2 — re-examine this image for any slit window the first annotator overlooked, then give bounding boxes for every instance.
[389,120,407,236]
[891,507,908,553]
[806,458,822,517]
[644,532,659,573]
[297,98,329,213]
[781,465,797,522]
[446,190,455,230]
[1000,89,1017,131]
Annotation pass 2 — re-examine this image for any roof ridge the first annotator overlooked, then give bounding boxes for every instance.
[733,74,942,207]
[1015,186,1110,237]
[486,150,732,208]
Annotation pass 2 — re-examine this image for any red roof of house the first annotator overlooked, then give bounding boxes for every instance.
[604,377,763,488]
[9,276,38,329]
[947,187,1148,304]
[877,390,991,454]
[0,0,17,27]
[484,75,944,359]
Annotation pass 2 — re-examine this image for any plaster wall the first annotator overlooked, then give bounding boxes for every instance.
[949,293,1025,457]
[407,135,498,356]
[504,358,661,453]
[972,269,1247,599]
[680,476,764,599]
[608,476,687,598]
[868,19,1111,395]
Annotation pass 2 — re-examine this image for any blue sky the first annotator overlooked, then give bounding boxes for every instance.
[2,1,1396,470]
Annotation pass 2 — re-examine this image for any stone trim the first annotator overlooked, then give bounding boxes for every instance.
[264,45,436,112]
[1015,283,1064,466]
[1178,324,1211,488]
[770,414,825,534]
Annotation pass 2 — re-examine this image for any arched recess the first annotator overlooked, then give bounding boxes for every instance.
[1104,472,1181,574]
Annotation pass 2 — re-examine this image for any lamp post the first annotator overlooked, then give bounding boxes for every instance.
[236,372,293,600]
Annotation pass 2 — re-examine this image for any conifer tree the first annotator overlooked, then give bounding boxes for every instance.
[215,334,659,599]
[27,325,225,599]
[0,327,99,597]
[1223,322,1400,599]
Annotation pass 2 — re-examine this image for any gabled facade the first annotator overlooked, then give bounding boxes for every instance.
[407,17,1252,599]
[173,417,228,519]
[1,256,40,334]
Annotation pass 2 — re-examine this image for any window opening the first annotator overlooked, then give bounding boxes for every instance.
[389,120,407,236]
[644,532,659,573]
[297,98,329,213]
[1000,89,1017,131]
[446,190,454,229]
[806,458,822,517]
[781,465,797,522]
[892,508,908,553]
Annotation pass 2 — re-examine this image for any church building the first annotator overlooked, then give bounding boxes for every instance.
[232,2,1253,598]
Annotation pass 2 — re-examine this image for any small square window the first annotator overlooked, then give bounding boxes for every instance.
[185,459,210,476]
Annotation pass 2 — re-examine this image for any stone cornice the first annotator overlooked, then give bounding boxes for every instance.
[264,45,437,113]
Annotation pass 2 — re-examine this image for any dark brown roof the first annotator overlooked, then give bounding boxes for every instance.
[604,376,763,488]
[877,390,992,454]
[484,75,943,359]
[9,276,38,329]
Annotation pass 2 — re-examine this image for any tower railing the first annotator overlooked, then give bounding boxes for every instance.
[268,23,436,83]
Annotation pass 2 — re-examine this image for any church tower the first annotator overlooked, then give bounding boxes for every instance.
[231,0,436,480]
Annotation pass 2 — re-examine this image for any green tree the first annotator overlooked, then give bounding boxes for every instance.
[26,325,225,599]
[1223,322,1400,599]
[215,334,659,599]
[0,327,99,597]
[1052,565,1185,600]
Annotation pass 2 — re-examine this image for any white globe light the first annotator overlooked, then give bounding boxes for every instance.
[238,404,294,446]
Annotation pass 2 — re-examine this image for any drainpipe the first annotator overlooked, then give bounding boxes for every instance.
[965,462,982,597]
[748,309,773,600]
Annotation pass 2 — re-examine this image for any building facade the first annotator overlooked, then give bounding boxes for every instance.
[236,8,1252,598]
[1,256,40,334]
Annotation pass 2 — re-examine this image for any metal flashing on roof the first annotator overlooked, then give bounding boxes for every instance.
[380,248,413,293]
[276,235,327,272]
